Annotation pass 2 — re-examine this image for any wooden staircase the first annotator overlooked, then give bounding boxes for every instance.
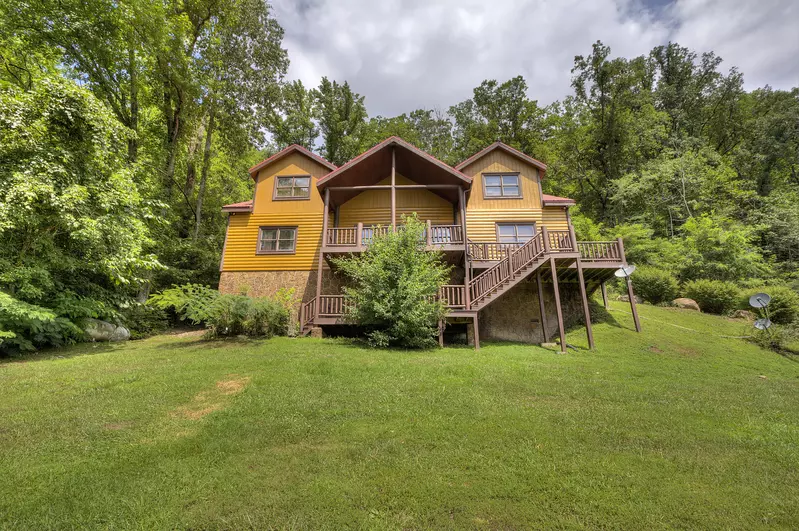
[467,232,548,311]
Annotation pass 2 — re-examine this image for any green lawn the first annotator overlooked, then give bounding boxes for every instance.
[1,302,798,529]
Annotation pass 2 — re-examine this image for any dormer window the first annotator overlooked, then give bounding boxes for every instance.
[274,175,311,200]
[483,173,521,198]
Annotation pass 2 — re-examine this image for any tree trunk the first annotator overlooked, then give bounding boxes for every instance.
[194,109,216,240]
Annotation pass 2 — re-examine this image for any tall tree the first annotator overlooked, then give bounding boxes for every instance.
[312,78,367,166]
[268,80,319,149]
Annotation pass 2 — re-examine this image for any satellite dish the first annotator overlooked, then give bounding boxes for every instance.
[614,264,636,278]
[749,293,771,309]
[754,318,772,330]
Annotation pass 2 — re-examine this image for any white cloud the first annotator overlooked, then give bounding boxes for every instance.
[271,0,799,116]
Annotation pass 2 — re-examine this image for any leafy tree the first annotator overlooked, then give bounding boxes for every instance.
[313,78,367,165]
[331,215,451,348]
[268,80,319,149]
[0,76,160,305]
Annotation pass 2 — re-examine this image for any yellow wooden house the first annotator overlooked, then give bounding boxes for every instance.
[220,137,639,350]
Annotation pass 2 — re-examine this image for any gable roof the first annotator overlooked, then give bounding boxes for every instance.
[248,144,336,179]
[455,141,547,174]
[317,136,472,187]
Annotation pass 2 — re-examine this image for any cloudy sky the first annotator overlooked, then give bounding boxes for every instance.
[271,0,798,117]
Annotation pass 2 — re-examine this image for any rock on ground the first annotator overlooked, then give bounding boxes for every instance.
[673,298,701,311]
[84,318,130,342]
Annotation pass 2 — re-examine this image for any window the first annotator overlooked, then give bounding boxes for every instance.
[274,175,311,199]
[483,173,521,198]
[257,227,297,254]
[497,223,536,243]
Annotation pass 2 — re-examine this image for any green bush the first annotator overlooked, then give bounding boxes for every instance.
[740,286,799,325]
[121,303,169,340]
[631,266,679,304]
[0,292,83,355]
[331,214,450,349]
[148,285,293,338]
[683,279,740,314]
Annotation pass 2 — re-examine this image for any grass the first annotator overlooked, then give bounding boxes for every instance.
[1,301,798,529]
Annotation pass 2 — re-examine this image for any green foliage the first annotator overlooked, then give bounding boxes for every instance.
[148,284,292,338]
[683,280,740,315]
[631,267,679,304]
[740,286,799,325]
[332,215,451,349]
[120,303,168,340]
[679,215,768,282]
[0,292,83,354]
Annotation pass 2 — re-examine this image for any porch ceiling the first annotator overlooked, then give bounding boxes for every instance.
[317,137,471,205]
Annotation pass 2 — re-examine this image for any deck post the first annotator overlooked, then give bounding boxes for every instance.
[426,219,432,246]
[536,270,550,343]
[568,223,578,253]
[549,257,566,353]
[438,320,444,348]
[617,237,641,333]
[473,314,480,350]
[601,282,609,309]
[316,188,330,317]
[356,222,363,248]
[542,226,551,254]
[459,187,471,310]
[576,259,595,349]
[626,276,642,333]
[390,146,396,230]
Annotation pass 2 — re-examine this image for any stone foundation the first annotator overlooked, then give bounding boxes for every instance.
[219,269,343,321]
[477,277,585,344]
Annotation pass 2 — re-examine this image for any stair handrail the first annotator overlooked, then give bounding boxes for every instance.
[468,232,546,306]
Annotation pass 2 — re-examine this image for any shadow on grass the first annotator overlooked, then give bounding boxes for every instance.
[0,341,120,365]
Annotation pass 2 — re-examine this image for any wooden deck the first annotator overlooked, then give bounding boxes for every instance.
[301,230,626,333]
[323,221,465,253]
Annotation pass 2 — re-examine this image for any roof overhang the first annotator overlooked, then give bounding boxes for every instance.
[222,200,253,213]
[542,194,576,207]
[317,137,472,205]
[248,144,336,179]
[456,141,547,175]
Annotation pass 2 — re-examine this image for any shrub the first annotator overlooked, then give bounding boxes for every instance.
[740,286,799,325]
[0,292,83,355]
[121,303,169,340]
[631,266,679,304]
[148,285,293,338]
[683,279,739,314]
[331,214,450,349]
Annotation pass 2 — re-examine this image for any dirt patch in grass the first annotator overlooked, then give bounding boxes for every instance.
[172,376,251,420]
[104,421,134,431]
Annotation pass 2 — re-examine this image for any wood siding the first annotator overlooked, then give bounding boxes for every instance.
[461,151,568,241]
[338,174,455,227]
[222,153,330,271]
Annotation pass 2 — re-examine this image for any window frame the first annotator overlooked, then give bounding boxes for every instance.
[482,172,522,199]
[256,226,298,255]
[272,174,312,201]
[495,222,537,244]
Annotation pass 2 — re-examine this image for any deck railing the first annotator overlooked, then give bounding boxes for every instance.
[439,285,466,309]
[469,232,546,306]
[577,241,622,262]
[548,230,574,253]
[427,224,464,245]
[326,227,358,247]
[467,241,521,261]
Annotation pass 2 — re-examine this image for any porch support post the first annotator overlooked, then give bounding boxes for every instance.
[601,282,609,309]
[459,187,471,310]
[391,146,396,230]
[472,314,480,350]
[438,320,444,348]
[617,236,641,332]
[549,257,566,353]
[356,222,363,249]
[316,188,330,317]
[576,259,594,349]
[626,276,642,333]
[536,270,550,343]
[426,219,432,246]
